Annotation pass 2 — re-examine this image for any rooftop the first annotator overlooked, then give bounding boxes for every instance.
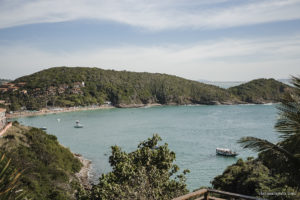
[0,108,6,113]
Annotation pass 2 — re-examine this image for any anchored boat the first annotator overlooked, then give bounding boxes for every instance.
[216,148,238,157]
[74,120,84,128]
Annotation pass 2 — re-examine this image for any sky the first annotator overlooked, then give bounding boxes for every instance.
[1,0,300,81]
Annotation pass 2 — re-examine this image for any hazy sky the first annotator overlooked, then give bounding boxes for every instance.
[1,0,300,81]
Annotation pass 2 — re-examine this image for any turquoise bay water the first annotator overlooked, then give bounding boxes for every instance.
[16,105,278,190]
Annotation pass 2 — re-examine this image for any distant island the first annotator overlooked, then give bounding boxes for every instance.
[0,67,291,112]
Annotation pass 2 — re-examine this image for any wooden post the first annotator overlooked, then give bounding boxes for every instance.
[172,189,207,200]
[204,191,209,200]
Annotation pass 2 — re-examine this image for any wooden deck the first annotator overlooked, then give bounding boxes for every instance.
[172,188,267,200]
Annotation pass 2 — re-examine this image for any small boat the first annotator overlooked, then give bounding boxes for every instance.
[40,127,47,130]
[216,148,238,157]
[74,120,84,128]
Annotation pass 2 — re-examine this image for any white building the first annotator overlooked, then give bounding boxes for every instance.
[104,101,112,105]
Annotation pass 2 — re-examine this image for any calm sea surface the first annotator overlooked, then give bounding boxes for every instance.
[15,105,278,190]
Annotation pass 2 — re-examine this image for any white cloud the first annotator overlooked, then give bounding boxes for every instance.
[1,35,300,81]
[1,0,300,30]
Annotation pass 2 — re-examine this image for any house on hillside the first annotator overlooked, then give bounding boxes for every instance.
[10,86,19,92]
[0,88,8,93]
[0,108,6,130]
[1,83,14,87]
[21,90,28,94]
[73,82,85,88]
[104,101,112,105]
[16,82,26,86]
[58,84,69,94]
[0,83,20,92]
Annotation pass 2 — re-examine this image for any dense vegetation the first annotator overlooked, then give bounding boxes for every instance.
[0,67,234,111]
[0,67,291,111]
[0,122,83,200]
[228,78,290,103]
[79,134,189,200]
[212,76,300,200]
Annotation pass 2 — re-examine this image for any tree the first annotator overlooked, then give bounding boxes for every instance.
[238,76,300,180]
[212,157,299,199]
[90,134,189,200]
[213,76,300,199]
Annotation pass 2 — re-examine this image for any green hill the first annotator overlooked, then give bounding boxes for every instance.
[0,122,83,200]
[228,78,291,103]
[1,67,235,110]
[0,67,292,111]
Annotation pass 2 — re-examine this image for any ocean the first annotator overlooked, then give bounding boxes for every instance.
[15,104,278,190]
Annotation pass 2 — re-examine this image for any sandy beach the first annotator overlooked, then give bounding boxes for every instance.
[6,105,115,118]
[6,103,162,118]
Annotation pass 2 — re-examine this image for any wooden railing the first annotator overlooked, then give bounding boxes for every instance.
[172,189,267,200]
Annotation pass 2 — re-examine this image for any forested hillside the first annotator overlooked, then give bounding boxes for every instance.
[228,78,290,103]
[0,67,235,110]
[0,67,291,111]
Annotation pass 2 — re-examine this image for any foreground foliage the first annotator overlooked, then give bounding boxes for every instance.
[213,77,300,200]
[0,122,83,200]
[0,153,26,200]
[87,134,189,200]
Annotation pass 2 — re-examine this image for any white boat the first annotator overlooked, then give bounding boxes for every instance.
[216,148,238,157]
[74,120,84,128]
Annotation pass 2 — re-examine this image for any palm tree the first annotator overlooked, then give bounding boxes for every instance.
[238,76,300,170]
[0,153,25,200]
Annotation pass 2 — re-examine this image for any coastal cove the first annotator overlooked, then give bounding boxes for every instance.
[6,103,165,119]
[14,104,278,190]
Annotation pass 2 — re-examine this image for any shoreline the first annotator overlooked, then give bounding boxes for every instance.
[6,103,162,119]
[74,153,92,190]
[6,102,277,119]
[6,105,115,119]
